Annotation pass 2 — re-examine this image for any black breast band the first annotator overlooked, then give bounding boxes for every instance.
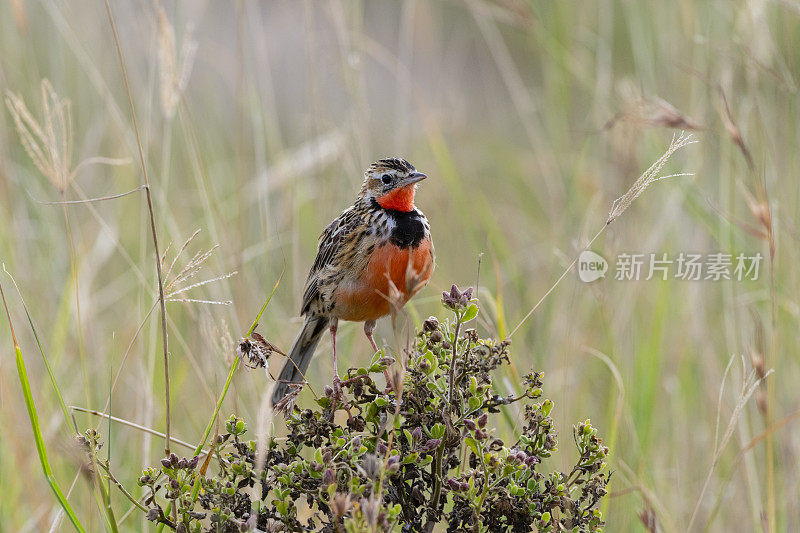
[372,199,426,248]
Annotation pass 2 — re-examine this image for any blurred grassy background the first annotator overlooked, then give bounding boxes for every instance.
[1,0,798,531]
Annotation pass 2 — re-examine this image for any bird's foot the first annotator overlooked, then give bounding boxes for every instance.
[327,373,353,421]
[332,373,344,399]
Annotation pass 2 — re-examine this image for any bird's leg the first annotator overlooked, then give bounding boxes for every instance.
[364,320,379,353]
[365,320,394,391]
[330,320,340,384]
[327,319,353,419]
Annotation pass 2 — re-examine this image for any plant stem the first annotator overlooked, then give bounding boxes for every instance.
[104,0,172,455]
[99,462,149,513]
[447,312,462,411]
[71,406,198,451]
[90,454,119,533]
[427,443,445,525]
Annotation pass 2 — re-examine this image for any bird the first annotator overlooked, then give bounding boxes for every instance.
[272,157,434,404]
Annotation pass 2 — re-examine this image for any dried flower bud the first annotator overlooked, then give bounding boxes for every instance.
[323,468,336,487]
[442,284,473,309]
[477,412,488,429]
[419,438,442,454]
[423,317,439,332]
[386,455,400,474]
[464,419,477,431]
[429,330,443,343]
[462,287,474,301]
[161,457,173,468]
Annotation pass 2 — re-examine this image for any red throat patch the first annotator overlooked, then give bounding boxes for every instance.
[376,185,416,212]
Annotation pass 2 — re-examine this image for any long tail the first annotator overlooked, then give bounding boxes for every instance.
[271,315,327,405]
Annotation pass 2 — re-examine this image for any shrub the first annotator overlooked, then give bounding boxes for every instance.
[85,285,610,532]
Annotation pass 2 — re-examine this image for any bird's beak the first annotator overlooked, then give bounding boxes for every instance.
[401,172,427,186]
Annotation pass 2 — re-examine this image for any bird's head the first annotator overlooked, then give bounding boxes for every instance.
[359,157,427,212]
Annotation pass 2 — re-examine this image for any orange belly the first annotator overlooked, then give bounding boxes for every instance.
[335,239,433,322]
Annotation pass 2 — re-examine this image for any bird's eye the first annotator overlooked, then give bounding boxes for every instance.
[381,174,392,185]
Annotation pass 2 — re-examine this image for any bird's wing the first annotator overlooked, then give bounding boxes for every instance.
[301,206,363,315]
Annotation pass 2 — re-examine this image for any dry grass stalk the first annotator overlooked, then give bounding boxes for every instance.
[607,131,696,223]
[718,89,755,172]
[105,0,172,454]
[5,80,73,193]
[161,230,237,305]
[510,132,696,337]
[688,355,774,531]
[155,2,197,119]
[604,93,702,132]
[5,82,130,196]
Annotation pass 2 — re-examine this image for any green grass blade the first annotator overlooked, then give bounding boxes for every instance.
[4,265,77,434]
[1,281,87,533]
[194,273,282,457]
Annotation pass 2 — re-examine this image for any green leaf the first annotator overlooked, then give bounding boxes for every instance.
[462,304,479,322]
[464,437,479,455]
[316,397,331,409]
[468,396,481,411]
[276,501,288,516]
[402,452,418,464]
